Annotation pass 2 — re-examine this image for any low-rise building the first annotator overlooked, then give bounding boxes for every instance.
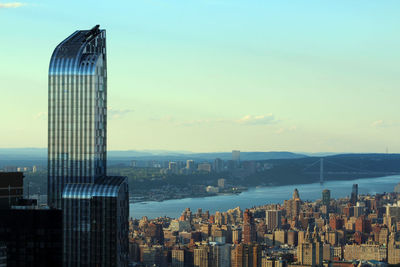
[344,244,387,262]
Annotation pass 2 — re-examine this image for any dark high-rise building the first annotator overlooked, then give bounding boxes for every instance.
[49,25,129,266]
[0,171,62,266]
[242,209,256,244]
[322,189,331,206]
[62,176,129,266]
[232,150,240,162]
[350,184,358,205]
[266,210,282,230]
[214,158,223,173]
[0,242,6,267]
[0,208,63,267]
[0,172,24,209]
[48,25,107,209]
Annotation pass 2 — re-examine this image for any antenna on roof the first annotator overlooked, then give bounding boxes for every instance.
[84,25,101,40]
[90,25,100,33]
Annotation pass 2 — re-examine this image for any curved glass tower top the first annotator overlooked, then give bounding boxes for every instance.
[49,25,106,75]
[48,25,107,209]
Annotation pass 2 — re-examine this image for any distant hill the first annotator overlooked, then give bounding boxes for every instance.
[0,148,47,159]
[264,153,400,179]
[102,151,307,161]
[181,151,306,161]
[4,150,400,196]
[0,148,306,165]
[2,148,400,168]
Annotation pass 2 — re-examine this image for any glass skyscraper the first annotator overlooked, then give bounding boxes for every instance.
[48,25,128,266]
[62,176,129,266]
[48,25,107,209]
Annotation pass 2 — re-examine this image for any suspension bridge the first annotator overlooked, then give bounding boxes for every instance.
[302,158,400,185]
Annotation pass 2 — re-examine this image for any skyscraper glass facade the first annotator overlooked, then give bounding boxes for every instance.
[48,26,107,209]
[48,26,128,266]
[62,176,129,267]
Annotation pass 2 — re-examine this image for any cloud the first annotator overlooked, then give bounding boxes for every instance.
[237,114,279,125]
[0,2,24,8]
[371,120,400,128]
[173,115,278,127]
[149,114,280,127]
[177,119,213,127]
[276,125,297,134]
[149,115,174,123]
[34,112,47,120]
[151,117,214,127]
[371,120,384,127]
[108,107,134,119]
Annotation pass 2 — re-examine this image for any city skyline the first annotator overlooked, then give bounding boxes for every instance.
[1,0,400,153]
[1,1,400,266]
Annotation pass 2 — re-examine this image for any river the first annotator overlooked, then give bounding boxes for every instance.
[130,175,400,219]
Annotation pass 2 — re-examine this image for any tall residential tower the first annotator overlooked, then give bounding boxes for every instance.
[48,25,128,266]
[48,25,107,209]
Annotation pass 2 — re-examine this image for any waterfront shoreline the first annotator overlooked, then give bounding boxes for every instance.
[130,174,400,219]
[129,174,399,204]
[129,190,246,203]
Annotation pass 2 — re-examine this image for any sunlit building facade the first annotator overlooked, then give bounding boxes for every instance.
[49,26,128,266]
[48,25,107,209]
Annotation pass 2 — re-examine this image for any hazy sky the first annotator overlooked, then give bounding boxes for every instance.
[1,0,399,153]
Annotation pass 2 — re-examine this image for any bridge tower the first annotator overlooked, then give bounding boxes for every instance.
[320,158,324,185]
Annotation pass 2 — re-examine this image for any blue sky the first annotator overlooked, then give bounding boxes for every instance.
[1,0,399,152]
